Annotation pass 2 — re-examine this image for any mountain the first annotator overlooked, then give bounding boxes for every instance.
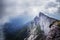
[3,12,57,40]
[23,12,57,40]
[14,12,57,40]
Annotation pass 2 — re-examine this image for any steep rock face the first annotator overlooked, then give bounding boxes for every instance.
[39,12,57,35]
[25,12,57,40]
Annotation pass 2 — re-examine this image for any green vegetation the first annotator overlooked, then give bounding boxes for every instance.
[35,25,45,40]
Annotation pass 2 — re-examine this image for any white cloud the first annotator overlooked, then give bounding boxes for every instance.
[47,7,58,14]
[0,0,59,25]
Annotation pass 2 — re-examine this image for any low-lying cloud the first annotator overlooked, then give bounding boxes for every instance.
[0,0,60,25]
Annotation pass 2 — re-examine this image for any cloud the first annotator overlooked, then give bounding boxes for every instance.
[0,0,60,25]
[56,0,60,2]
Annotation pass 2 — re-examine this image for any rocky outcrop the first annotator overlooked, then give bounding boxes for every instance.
[25,12,57,40]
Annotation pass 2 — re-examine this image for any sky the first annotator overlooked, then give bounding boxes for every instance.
[0,0,60,25]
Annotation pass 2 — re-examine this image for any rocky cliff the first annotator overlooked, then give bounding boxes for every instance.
[3,12,57,40]
[25,12,57,40]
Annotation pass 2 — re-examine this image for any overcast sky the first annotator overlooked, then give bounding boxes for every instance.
[0,0,60,25]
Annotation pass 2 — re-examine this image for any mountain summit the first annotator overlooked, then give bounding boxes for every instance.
[24,12,57,40]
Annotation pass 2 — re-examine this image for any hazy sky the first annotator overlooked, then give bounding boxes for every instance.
[0,0,60,25]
